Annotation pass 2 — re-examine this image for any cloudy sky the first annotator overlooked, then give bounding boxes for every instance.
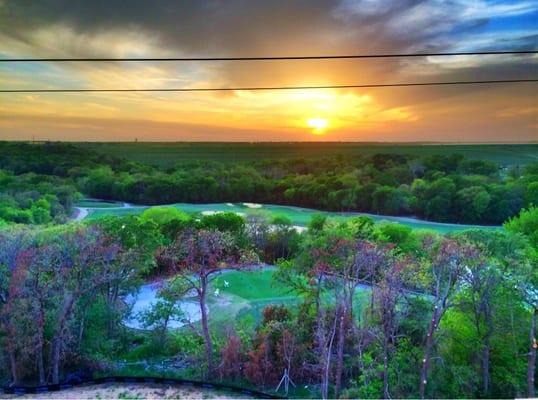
[0,0,537,142]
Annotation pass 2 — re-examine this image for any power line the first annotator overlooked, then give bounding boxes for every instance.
[0,50,536,62]
[1,79,537,93]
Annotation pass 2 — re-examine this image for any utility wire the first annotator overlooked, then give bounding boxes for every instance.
[1,79,537,93]
[0,50,536,62]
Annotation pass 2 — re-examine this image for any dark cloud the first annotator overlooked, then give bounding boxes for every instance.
[0,0,536,143]
[2,0,535,55]
[1,0,536,87]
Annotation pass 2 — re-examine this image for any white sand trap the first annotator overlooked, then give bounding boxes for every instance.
[1,382,248,399]
[242,202,262,208]
[226,202,234,207]
[202,210,219,216]
[201,211,245,217]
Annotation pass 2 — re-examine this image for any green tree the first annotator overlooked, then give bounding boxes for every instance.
[455,186,491,223]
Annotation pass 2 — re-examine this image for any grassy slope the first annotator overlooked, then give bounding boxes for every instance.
[75,142,538,168]
[76,199,124,208]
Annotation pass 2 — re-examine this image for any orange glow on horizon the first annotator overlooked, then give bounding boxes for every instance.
[307,117,329,134]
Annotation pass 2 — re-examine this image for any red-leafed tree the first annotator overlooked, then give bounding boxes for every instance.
[44,227,128,384]
[0,226,130,385]
[0,228,33,385]
[157,229,257,374]
[245,337,277,388]
[219,334,244,382]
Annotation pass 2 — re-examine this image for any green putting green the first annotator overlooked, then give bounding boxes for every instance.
[212,268,291,300]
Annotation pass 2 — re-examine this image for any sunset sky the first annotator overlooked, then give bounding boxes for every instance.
[0,0,537,142]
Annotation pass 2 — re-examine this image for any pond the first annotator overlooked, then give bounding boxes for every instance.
[124,282,202,329]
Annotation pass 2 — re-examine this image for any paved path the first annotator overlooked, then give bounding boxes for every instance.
[73,207,89,221]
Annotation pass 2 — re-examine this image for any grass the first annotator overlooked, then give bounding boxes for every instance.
[77,199,124,208]
[207,269,295,326]
[208,268,369,326]
[75,142,538,168]
[212,269,291,300]
[85,206,148,219]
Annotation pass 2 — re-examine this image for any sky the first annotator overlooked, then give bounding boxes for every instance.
[0,0,537,142]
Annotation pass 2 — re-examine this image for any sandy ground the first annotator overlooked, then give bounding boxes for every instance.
[0,382,249,399]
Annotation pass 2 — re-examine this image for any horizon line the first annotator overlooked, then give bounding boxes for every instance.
[2,139,537,145]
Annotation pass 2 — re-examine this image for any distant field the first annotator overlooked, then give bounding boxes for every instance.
[75,142,538,168]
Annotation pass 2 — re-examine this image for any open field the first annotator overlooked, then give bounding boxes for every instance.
[76,199,125,208]
[75,142,538,168]
[80,201,500,233]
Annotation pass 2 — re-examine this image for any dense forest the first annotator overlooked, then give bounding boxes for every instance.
[1,202,537,398]
[1,141,538,398]
[1,142,537,225]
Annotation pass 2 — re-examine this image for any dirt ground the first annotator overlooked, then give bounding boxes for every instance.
[0,382,250,399]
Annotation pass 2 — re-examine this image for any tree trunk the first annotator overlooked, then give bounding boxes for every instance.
[51,337,62,385]
[334,306,347,398]
[199,285,213,374]
[383,337,390,399]
[528,308,537,398]
[78,315,85,351]
[480,334,491,396]
[314,276,328,399]
[50,294,75,384]
[419,308,438,399]
[322,313,337,400]
[9,350,18,386]
[37,339,46,385]
[37,299,46,385]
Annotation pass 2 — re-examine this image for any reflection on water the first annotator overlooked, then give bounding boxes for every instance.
[124,282,202,329]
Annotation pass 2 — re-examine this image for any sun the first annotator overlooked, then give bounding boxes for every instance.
[307,117,329,134]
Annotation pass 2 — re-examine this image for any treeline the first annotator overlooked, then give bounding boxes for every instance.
[1,206,537,398]
[1,142,537,225]
[0,169,81,225]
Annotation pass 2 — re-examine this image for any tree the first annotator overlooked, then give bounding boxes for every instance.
[157,229,257,374]
[199,212,245,234]
[220,334,244,382]
[374,256,408,398]
[418,238,480,398]
[245,334,277,389]
[93,215,164,335]
[333,239,390,398]
[505,207,538,397]
[456,237,496,395]
[456,186,491,223]
[372,186,410,215]
[139,206,191,226]
[0,226,130,385]
[40,227,129,384]
[0,227,32,385]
